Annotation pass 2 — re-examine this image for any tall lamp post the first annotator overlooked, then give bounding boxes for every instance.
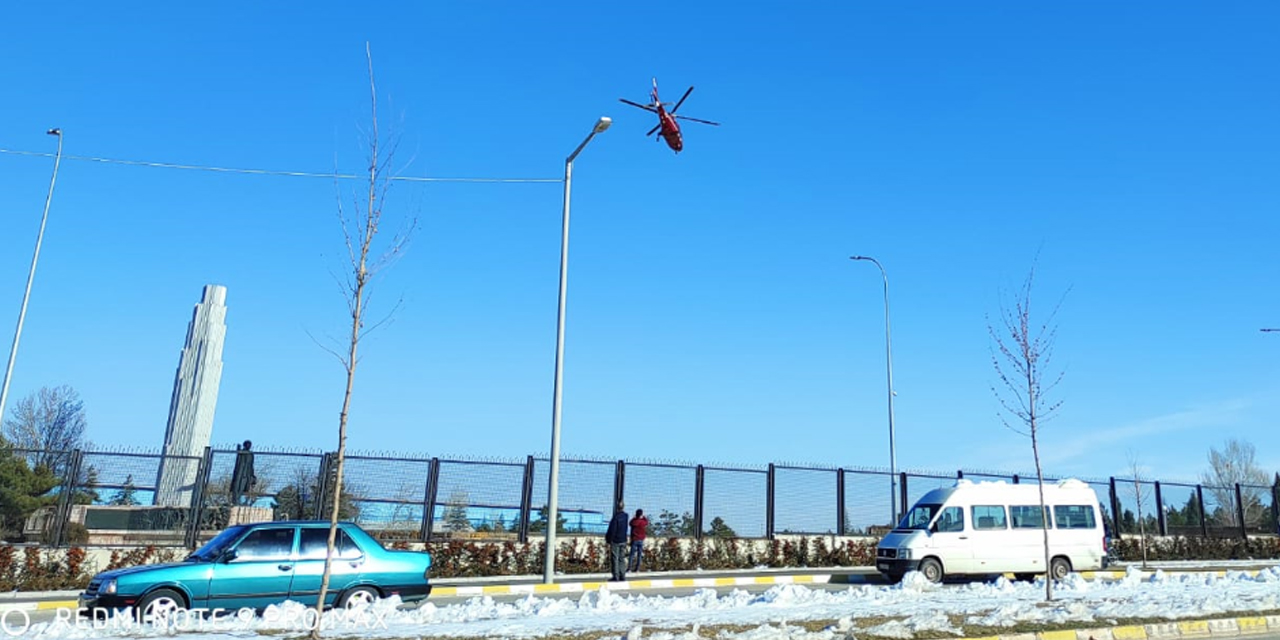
[0,128,64,425]
[544,116,611,584]
[850,255,898,526]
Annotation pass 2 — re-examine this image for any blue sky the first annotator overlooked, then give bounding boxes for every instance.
[1,2,1276,486]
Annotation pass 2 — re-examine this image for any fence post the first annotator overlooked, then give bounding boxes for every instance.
[186,447,213,548]
[315,453,334,519]
[518,455,535,544]
[957,470,963,480]
[765,464,776,540]
[1196,485,1208,539]
[1012,474,1020,484]
[614,460,626,512]
[418,457,440,543]
[1109,477,1122,533]
[899,472,909,521]
[1154,481,1167,537]
[1272,479,1280,536]
[836,469,846,537]
[51,449,83,547]
[1235,483,1247,539]
[693,465,705,541]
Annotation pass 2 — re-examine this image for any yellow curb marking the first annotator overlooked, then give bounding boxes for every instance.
[35,601,77,610]
[1235,617,1268,633]
[1040,629,1078,640]
[714,577,737,586]
[1113,625,1148,640]
[1176,621,1210,636]
[671,578,696,588]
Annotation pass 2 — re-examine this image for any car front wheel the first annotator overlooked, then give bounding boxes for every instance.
[136,588,185,624]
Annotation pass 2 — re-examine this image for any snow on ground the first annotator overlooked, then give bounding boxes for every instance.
[8,567,1280,640]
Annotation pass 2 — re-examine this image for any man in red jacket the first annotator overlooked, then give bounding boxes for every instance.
[628,508,649,572]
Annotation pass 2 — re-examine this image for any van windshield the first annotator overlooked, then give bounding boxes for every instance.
[896,504,941,530]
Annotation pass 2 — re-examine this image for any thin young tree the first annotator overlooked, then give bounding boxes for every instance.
[988,263,1067,601]
[1126,451,1151,568]
[310,43,415,638]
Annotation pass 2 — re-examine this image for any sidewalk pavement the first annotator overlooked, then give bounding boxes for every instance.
[1,560,1275,613]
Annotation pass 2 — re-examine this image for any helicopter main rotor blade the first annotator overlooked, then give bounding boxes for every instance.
[619,98,659,112]
[646,123,662,136]
[671,86,695,113]
[674,114,720,126]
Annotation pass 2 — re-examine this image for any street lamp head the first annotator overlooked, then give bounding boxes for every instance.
[593,117,612,133]
[46,128,61,136]
[850,256,866,261]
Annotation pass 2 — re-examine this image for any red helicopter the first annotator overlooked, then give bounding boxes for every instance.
[619,78,720,153]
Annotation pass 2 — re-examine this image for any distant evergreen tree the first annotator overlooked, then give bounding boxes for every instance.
[707,516,737,539]
[108,474,140,506]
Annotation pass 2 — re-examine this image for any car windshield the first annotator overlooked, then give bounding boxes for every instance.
[187,525,248,561]
[896,503,941,530]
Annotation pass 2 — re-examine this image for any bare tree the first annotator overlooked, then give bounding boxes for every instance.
[988,264,1067,601]
[2,385,89,472]
[309,43,415,638]
[1126,451,1151,568]
[1199,438,1269,529]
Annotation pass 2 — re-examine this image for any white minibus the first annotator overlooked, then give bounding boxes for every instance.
[875,478,1107,583]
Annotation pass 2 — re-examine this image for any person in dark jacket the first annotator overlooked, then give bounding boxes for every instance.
[605,501,630,581]
[628,508,649,572]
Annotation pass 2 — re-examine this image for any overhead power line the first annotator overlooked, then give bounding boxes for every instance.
[0,148,561,184]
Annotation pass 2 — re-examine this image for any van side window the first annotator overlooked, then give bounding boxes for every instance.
[1053,505,1097,529]
[971,505,1007,530]
[935,506,965,532]
[1010,505,1051,529]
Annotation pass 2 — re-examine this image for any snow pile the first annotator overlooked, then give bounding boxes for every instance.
[10,568,1280,639]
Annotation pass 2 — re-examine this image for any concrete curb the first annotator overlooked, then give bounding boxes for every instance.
[967,615,1280,640]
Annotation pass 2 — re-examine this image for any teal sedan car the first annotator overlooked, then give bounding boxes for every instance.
[78,521,432,617]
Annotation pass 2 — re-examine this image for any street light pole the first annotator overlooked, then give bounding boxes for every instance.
[544,116,611,584]
[850,255,898,526]
[0,128,64,425]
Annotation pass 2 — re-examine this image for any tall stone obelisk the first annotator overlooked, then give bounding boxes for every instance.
[154,285,227,507]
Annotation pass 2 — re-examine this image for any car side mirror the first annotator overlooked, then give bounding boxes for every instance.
[221,549,238,563]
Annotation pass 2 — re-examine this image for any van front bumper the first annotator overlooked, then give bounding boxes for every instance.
[875,558,920,576]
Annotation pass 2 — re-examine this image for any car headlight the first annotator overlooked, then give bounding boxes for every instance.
[102,579,117,595]
[897,548,912,560]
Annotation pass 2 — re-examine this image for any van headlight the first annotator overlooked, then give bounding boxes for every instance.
[102,579,117,595]
[897,548,913,560]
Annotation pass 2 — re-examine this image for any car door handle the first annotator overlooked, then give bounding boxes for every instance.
[277,564,293,571]
[958,536,968,540]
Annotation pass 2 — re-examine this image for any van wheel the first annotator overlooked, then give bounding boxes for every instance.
[1050,557,1072,580]
[919,557,944,583]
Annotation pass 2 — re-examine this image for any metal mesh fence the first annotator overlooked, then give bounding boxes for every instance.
[433,458,527,534]
[1200,485,1229,535]
[701,466,766,538]
[623,463,696,537]
[844,469,896,534]
[1159,482,1202,535]
[1112,478,1157,535]
[903,472,954,517]
[1240,484,1273,534]
[774,466,837,535]
[531,458,615,534]
[7,445,1280,546]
